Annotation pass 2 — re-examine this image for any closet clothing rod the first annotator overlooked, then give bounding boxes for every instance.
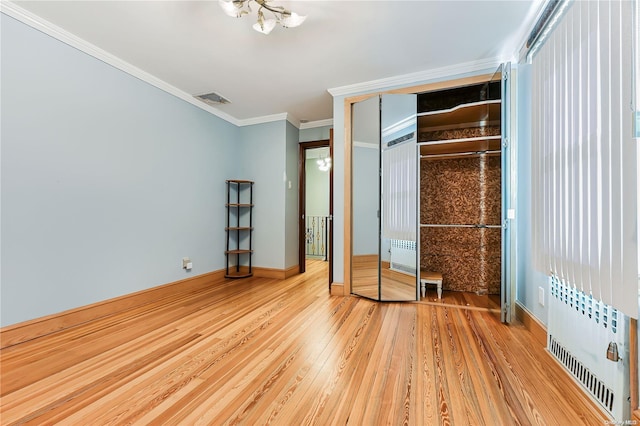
[420,149,501,159]
[420,224,502,229]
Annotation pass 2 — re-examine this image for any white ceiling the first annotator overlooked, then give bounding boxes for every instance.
[10,0,541,126]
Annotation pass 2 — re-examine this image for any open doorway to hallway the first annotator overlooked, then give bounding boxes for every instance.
[299,135,333,288]
[305,147,330,262]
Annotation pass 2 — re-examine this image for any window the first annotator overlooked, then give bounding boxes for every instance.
[530,0,637,319]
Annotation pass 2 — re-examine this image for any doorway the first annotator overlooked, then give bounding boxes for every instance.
[299,133,333,288]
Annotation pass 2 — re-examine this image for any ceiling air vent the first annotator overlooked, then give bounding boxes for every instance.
[194,91,231,106]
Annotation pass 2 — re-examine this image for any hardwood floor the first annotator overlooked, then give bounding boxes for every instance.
[1,260,607,425]
[418,288,502,311]
[352,261,417,301]
[352,255,501,309]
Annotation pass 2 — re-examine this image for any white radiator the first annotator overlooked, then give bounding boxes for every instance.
[390,239,416,275]
[547,276,629,422]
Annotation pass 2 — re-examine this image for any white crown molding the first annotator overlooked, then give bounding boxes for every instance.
[328,57,503,98]
[238,113,335,130]
[353,141,378,149]
[300,118,333,130]
[237,113,291,127]
[1,1,294,128]
[382,116,416,139]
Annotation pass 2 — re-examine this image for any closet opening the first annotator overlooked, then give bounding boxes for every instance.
[416,74,505,313]
[345,68,512,320]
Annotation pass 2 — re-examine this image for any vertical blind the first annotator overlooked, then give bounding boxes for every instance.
[382,140,417,242]
[531,0,637,319]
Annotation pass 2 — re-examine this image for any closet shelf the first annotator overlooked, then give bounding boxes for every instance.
[419,137,502,157]
[417,101,501,129]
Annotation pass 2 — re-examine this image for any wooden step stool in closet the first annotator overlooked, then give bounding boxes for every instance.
[420,269,443,299]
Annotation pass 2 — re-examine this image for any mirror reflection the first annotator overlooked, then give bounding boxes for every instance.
[351,96,381,299]
[351,94,418,301]
[380,94,418,301]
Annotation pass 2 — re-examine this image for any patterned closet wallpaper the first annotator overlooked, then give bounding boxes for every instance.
[420,155,501,294]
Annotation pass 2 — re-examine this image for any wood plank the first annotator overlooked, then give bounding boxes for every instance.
[0,269,226,349]
[0,260,609,424]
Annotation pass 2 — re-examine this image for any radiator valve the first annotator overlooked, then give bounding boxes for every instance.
[606,342,619,362]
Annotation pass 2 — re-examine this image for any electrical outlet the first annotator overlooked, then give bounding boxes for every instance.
[182,257,192,270]
[538,286,545,306]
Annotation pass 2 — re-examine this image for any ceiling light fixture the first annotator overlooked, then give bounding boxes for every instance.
[317,156,331,172]
[219,0,306,35]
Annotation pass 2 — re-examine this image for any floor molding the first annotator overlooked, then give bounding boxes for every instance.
[253,265,299,280]
[285,265,299,278]
[0,269,226,349]
[330,282,345,296]
[514,301,547,347]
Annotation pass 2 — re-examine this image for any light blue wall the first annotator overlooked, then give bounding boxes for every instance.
[352,146,379,255]
[1,13,300,327]
[515,64,549,324]
[285,121,300,269]
[237,121,289,270]
[1,14,239,326]
[299,125,332,143]
[236,120,299,271]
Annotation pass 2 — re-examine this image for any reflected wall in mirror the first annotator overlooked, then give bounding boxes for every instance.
[351,96,381,300]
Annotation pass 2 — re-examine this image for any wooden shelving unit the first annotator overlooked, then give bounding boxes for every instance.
[225,180,254,278]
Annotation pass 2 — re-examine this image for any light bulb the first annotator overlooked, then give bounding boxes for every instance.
[219,0,245,18]
[281,12,306,28]
[253,18,276,34]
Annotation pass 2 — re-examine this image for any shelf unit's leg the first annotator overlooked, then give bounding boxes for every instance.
[226,181,230,276]
[249,183,253,274]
